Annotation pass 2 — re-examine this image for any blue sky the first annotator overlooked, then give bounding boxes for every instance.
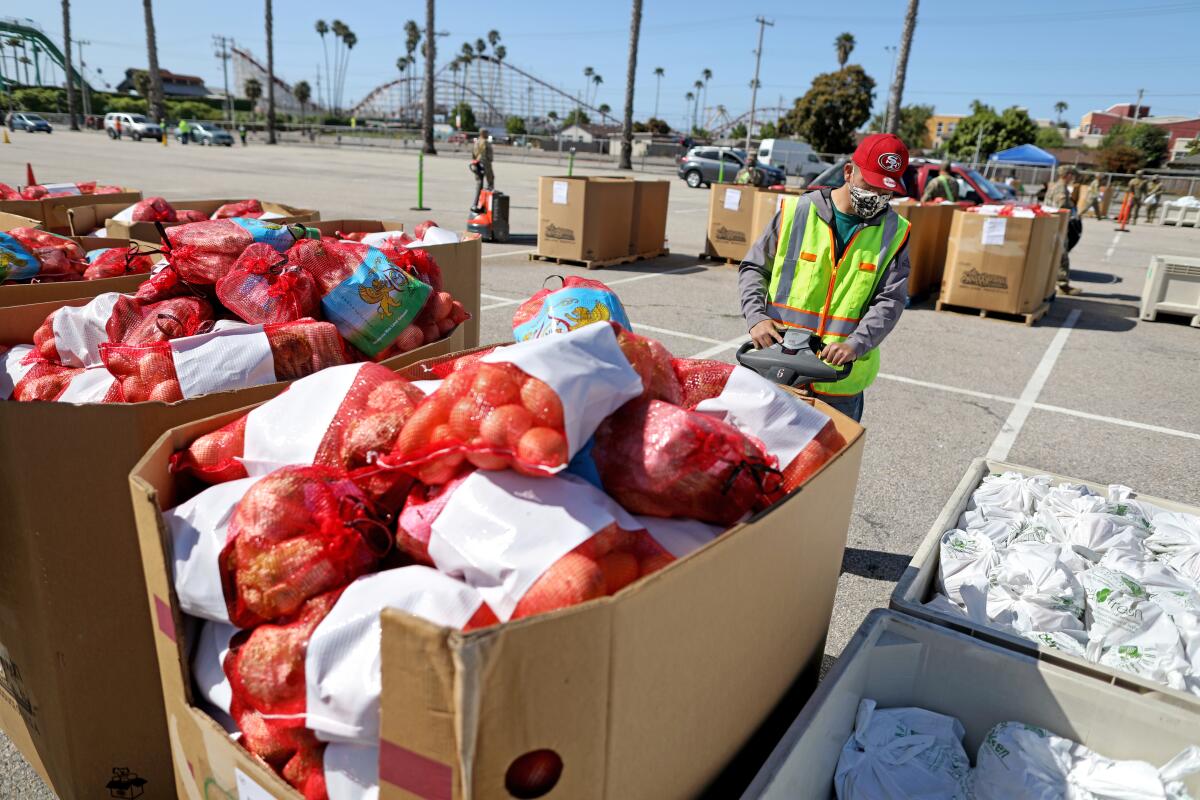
[15,0,1200,130]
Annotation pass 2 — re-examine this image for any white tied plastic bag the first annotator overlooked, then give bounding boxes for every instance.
[428,470,650,621]
[984,544,1086,635]
[0,345,36,399]
[192,619,238,715]
[170,324,276,399]
[165,476,261,623]
[972,720,1200,800]
[49,292,123,368]
[938,528,999,614]
[325,742,379,800]
[55,366,116,404]
[969,471,1053,516]
[478,322,644,464]
[832,698,971,800]
[1146,512,1200,585]
[304,566,490,744]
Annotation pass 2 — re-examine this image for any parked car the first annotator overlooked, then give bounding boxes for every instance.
[806,157,1008,205]
[756,138,831,181]
[446,131,469,144]
[104,112,163,142]
[7,112,52,133]
[182,121,234,146]
[677,147,786,189]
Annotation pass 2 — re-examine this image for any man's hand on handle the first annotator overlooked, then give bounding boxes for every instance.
[749,320,783,349]
[818,341,858,366]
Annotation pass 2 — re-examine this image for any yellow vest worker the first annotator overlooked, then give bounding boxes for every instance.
[738,133,912,422]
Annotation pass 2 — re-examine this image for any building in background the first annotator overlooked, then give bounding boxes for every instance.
[1074,103,1200,159]
[926,114,964,148]
[116,68,211,98]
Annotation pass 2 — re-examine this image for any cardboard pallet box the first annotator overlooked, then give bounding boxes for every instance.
[65,198,320,242]
[536,176,635,264]
[891,201,958,298]
[0,236,480,800]
[1,188,143,233]
[706,184,760,262]
[129,382,865,800]
[0,236,160,308]
[938,210,1061,315]
[629,179,671,257]
[744,610,1200,799]
[0,210,43,232]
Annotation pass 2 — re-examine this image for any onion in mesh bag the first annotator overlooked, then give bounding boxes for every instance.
[219,465,391,627]
[129,196,177,223]
[216,242,321,325]
[1,227,87,282]
[612,323,682,404]
[592,399,782,526]
[212,198,265,219]
[9,361,83,402]
[82,245,158,280]
[671,357,735,409]
[164,218,315,285]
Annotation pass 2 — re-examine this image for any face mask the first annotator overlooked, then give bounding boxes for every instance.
[849,186,890,218]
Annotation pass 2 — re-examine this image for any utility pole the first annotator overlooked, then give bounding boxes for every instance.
[75,40,91,117]
[746,15,773,152]
[213,35,233,124]
[1132,88,1144,120]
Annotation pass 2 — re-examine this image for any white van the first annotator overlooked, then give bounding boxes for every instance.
[104,112,163,142]
[757,139,832,181]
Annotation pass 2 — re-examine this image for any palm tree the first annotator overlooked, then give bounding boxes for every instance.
[685,90,694,133]
[460,44,475,116]
[592,73,603,109]
[315,20,330,110]
[700,67,712,129]
[598,103,611,118]
[61,1,79,129]
[142,0,165,124]
[422,0,436,154]
[340,31,356,118]
[1054,100,1068,125]
[885,0,918,136]
[692,78,703,131]
[244,77,262,121]
[265,0,277,144]
[403,20,420,116]
[491,44,506,120]
[652,66,664,120]
[835,32,855,68]
[294,79,310,126]
[619,0,642,167]
[330,19,347,112]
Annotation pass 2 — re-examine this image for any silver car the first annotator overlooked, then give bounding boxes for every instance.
[185,121,234,146]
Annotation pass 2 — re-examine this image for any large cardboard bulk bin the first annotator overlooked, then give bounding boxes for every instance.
[890,457,1200,711]
[0,236,159,308]
[0,237,480,800]
[102,199,318,241]
[536,176,635,264]
[939,210,1061,315]
[1,188,143,233]
[743,610,1200,799]
[130,383,864,800]
[0,210,42,231]
[750,188,804,240]
[629,179,671,257]
[892,201,958,298]
[705,184,759,262]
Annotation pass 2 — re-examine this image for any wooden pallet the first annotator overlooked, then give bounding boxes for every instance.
[527,249,669,270]
[935,299,1049,327]
[697,251,742,266]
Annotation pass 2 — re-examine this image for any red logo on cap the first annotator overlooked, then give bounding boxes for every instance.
[878,153,902,173]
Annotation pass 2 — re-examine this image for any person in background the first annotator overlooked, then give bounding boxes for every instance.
[738,133,912,423]
[177,118,190,144]
[1044,166,1082,295]
[735,154,765,187]
[1127,170,1147,224]
[114,116,122,139]
[922,159,959,202]
[1081,173,1106,219]
[471,128,495,211]
[1144,175,1165,223]
[238,124,248,146]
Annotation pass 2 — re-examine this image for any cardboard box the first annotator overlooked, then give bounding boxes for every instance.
[0,237,159,308]
[938,210,1059,315]
[129,386,864,800]
[744,610,1200,799]
[890,457,1200,713]
[0,211,42,232]
[536,176,635,264]
[1040,210,1071,301]
[749,187,804,239]
[706,184,760,262]
[0,237,479,800]
[65,198,319,241]
[629,180,670,256]
[893,201,958,298]
[1,189,143,234]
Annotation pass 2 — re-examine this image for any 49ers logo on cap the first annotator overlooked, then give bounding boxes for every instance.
[878,153,902,173]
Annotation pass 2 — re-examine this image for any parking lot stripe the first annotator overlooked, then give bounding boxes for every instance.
[1031,403,1200,442]
[986,308,1081,460]
[482,248,537,259]
[481,292,518,302]
[689,335,750,359]
[633,324,722,344]
[877,372,1016,404]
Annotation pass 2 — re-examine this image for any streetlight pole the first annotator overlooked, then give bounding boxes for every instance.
[76,40,91,117]
[746,15,773,152]
[213,35,233,124]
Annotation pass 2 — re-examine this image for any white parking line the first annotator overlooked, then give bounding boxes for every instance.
[689,335,750,359]
[1030,402,1200,442]
[986,309,1081,460]
[1104,232,1121,261]
[481,292,518,302]
[876,372,1016,404]
[481,248,536,260]
[633,324,721,344]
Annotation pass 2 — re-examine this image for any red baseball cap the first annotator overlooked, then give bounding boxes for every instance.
[853,133,909,192]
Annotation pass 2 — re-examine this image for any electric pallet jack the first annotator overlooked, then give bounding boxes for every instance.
[467,160,510,242]
[735,334,852,389]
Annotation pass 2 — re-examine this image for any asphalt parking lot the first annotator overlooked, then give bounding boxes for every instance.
[3,131,1198,798]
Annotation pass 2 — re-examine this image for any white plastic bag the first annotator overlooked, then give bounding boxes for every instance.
[833,698,970,800]
[937,528,999,612]
[325,742,379,800]
[192,619,238,715]
[304,566,492,744]
[984,544,1085,634]
[54,366,116,404]
[1146,512,1200,585]
[49,292,123,368]
[969,471,1052,516]
[972,720,1200,800]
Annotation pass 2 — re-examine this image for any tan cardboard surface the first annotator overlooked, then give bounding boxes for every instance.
[104,199,320,242]
[128,364,863,800]
[707,184,759,261]
[629,180,670,256]
[894,202,957,298]
[0,199,46,224]
[536,177,635,263]
[939,211,1057,314]
[41,190,142,233]
[0,211,42,231]
[0,237,158,308]
[0,237,478,800]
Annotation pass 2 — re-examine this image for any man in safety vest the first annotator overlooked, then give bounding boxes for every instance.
[922,159,958,202]
[739,133,912,422]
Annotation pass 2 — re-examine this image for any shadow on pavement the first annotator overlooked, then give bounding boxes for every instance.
[1040,295,1139,332]
[1072,269,1122,284]
[841,547,910,582]
[601,252,712,276]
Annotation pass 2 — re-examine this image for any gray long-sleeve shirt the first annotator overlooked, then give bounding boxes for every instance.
[738,189,910,356]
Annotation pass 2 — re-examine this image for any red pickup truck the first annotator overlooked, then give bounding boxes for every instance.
[807,157,1009,205]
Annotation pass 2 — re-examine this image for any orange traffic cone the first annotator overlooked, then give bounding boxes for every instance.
[2,128,9,144]
[26,162,36,185]
[1114,193,1133,232]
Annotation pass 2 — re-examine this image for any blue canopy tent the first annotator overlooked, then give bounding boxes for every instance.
[989,143,1057,168]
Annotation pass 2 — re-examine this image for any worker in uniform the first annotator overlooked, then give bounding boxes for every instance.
[735,154,765,187]
[471,128,495,212]
[1144,175,1165,223]
[739,133,912,423]
[177,118,191,145]
[1044,166,1082,295]
[922,159,959,202]
[1127,170,1147,224]
[1081,173,1106,219]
